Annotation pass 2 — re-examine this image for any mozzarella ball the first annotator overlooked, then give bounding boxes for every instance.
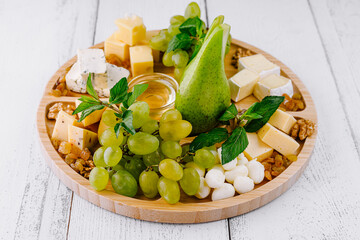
[205,169,225,188]
[185,162,205,177]
[195,177,211,199]
[234,176,254,194]
[211,183,235,201]
[211,150,221,164]
[222,158,237,171]
[237,153,248,165]
[224,165,248,183]
[247,160,265,184]
[208,164,225,174]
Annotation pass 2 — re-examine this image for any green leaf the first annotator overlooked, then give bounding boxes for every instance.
[114,123,122,138]
[189,128,229,153]
[241,112,263,121]
[127,84,148,107]
[218,103,238,121]
[179,16,203,37]
[78,105,105,122]
[86,74,99,100]
[221,127,248,165]
[189,38,203,61]
[120,110,135,135]
[167,33,192,52]
[72,102,94,115]
[244,96,285,132]
[109,77,128,104]
[78,95,100,104]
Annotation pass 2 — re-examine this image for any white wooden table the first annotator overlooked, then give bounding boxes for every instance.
[1,0,360,239]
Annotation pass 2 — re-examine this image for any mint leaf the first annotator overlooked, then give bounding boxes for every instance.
[109,77,128,104]
[127,84,148,107]
[86,74,99,100]
[244,96,285,132]
[241,112,262,121]
[78,105,104,122]
[73,102,94,115]
[190,38,203,61]
[179,16,203,37]
[120,110,135,135]
[221,127,248,165]
[218,103,238,121]
[114,123,122,138]
[189,128,229,153]
[78,95,100,104]
[167,33,192,52]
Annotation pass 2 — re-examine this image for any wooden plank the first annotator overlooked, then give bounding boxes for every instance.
[0,0,98,239]
[207,0,360,238]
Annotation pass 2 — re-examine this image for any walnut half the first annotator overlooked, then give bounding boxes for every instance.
[291,119,315,141]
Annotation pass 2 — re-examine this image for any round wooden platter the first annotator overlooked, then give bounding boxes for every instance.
[37,34,317,223]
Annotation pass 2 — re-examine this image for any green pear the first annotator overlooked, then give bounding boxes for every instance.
[175,23,231,135]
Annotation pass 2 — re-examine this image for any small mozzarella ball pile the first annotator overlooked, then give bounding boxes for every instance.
[194,148,265,201]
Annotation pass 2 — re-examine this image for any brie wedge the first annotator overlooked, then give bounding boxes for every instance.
[228,69,259,102]
[238,54,280,79]
[253,74,293,101]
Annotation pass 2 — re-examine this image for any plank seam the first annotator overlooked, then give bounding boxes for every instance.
[204,0,209,27]
[92,0,100,45]
[66,192,74,240]
[227,218,232,240]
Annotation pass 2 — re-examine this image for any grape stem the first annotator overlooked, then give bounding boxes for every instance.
[101,101,122,114]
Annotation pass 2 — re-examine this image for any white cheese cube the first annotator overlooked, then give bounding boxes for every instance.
[51,110,77,142]
[253,74,294,101]
[229,69,259,102]
[65,62,87,93]
[238,54,280,79]
[268,109,297,134]
[77,49,107,76]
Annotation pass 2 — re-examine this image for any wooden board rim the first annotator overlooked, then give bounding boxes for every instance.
[37,36,317,223]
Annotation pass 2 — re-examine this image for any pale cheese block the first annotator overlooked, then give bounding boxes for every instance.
[65,62,86,93]
[68,125,98,150]
[244,133,273,162]
[104,31,130,61]
[258,123,300,156]
[268,109,296,134]
[253,74,294,101]
[51,110,77,142]
[115,15,146,46]
[129,45,154,76]
[75,100,105,127]
[238,54,280,79]
[228,69,259,102]
[139,31,161,62]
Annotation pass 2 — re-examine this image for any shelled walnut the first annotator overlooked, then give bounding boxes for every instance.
[281,93,305,111]
[231,48,253,69]
[260,152,297,181]
[291,119,315,141]
[47,102,76,120]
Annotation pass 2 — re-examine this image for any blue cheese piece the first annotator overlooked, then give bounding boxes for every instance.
[92,63,130,97]
[238,54,280,79]
[65,62,87,93]
[77,49,107,76]
[253,74,294,101]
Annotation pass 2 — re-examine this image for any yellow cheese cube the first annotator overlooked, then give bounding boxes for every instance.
[75,100,105,127]
[229,69,259,102]
[115,15,146,46]
[139,31,160,62]
[258,123,300,156]
[244,133,273,161]
[129,45,154,76]
[51,110,77,142]
[268,109,296,134]
[104,31,130,61]
[68,125,98,150]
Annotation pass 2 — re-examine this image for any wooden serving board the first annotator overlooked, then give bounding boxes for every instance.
[37,35,317,223]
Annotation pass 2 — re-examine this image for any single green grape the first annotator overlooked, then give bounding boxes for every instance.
[184,2,201,19]
[168,23,181,36]
[174,67,186,81]
[93,146,106,167]
[112,163,124,172]
[104,146,123,167]
[128,101,150,129]
[170,15,185,25]
[102,110,119,127]
[127,132,160,155]
[162,51,174,67]
[194,148,215,169]
[124,157,147,181]
[160,109,182,124]
[185,161,205,177]
[159,120,192,141]
[89,167,109,191]
[150,34,168,52]
[111,170,138,197]
[159,159,183,181]
[120,133,128,146]
[99,128,123,147]
[157,176,180,204]
[159,29,172,42]
[143,149,163,167]
[180,168,200,196]
[141,119,159,134]
[139,170,159,198]
[172,50,189,68]
[160,141,182,159]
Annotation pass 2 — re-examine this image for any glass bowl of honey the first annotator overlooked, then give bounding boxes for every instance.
[128,73,179,119]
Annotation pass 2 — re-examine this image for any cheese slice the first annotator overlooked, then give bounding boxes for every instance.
[75,100,105,126]
[229,69,259,102]
[104,31,130,61]
[66,62,86,93]
[244,133,273,162]
[253,74,294,101]
[115,15,146,46]
[51,110,77,142]
[258,123,300,156]
[268,109,296,134]
[238,54,280,79]
[129,45,154,76]
[68,125,98,150]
